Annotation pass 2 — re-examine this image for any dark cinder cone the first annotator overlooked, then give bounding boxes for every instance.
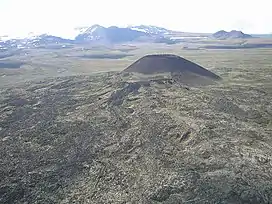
[123,54,221,80]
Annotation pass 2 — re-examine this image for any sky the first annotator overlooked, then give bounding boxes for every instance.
[0,0,271,38]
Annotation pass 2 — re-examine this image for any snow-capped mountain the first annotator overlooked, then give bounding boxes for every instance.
[75,25,152,44]
[27,34,73,45]
[128,25,173,35]
[75,25,107,42]
[0,34,74,49]
[0,32,45,42]
[73,24,176,42]
[73,26,97,38]
[0,24,178,49]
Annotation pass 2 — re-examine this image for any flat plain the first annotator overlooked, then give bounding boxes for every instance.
[0,42,272,203]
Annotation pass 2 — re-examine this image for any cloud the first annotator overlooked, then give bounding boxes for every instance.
[0,0,271,37]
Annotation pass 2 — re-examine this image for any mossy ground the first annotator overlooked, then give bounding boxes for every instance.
[0,46,271,203]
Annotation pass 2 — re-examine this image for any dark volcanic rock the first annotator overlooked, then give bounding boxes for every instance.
[123,54,221,85]
[0,73,271,203]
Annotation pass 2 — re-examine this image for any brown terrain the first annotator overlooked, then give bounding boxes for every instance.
[0,47,272,204]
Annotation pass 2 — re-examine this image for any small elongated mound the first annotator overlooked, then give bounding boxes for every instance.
[123,54,221,80]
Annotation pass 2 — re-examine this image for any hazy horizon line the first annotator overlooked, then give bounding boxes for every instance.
[1,24,271,40]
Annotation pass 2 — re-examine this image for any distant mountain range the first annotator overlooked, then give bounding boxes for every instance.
[0,25,179,49]
[75,25,149,44]
[0,34,74,50]
[0,25,258,50]
[212,30,252,39]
